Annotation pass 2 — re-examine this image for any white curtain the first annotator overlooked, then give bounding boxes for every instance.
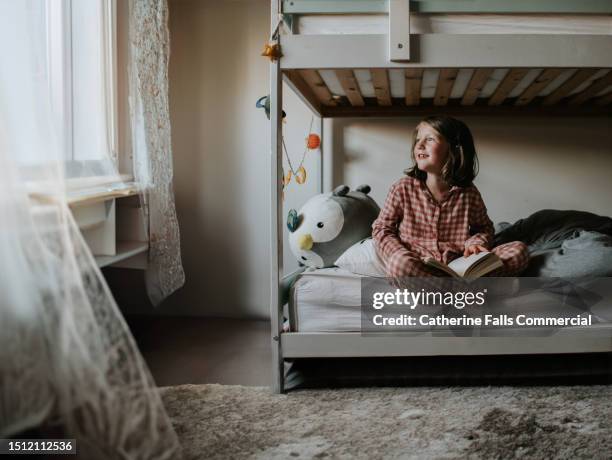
[129,0,185,306]
[0,1,182,458]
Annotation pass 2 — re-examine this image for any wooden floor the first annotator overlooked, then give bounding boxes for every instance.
[127,316,612,390]
[127,316,272,387]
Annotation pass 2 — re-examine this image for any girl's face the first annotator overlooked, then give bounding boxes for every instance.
[413,123,449,175]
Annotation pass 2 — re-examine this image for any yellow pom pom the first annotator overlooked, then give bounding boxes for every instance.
[295,166,307,184]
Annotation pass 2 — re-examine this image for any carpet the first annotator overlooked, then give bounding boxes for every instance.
[160,384,612,459]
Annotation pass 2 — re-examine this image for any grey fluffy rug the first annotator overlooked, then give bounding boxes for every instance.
[160,384,612,459]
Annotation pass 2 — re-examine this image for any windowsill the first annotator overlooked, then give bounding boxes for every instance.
[67,180,141,207]
[66,173,134,191]
[27,174,142,207]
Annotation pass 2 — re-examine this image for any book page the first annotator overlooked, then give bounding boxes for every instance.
[467,257,504,280]
[447,252,491,277]
[424,258,458,278]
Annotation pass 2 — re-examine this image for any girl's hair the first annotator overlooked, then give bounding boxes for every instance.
[405,115,479,187]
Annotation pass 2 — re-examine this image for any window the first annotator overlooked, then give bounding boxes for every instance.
[45,0,121,182]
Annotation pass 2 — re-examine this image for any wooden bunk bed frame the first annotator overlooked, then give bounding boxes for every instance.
[269,0,612,393]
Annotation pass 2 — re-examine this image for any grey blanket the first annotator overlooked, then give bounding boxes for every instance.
[493,209,612,277]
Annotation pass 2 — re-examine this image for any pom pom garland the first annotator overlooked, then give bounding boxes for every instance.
[307,133,320,150]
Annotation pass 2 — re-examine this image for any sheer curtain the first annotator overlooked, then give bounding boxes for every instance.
[129,0,185,306]
[0,1,181,458]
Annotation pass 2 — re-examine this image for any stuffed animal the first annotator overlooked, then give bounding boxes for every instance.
[288,185,380,268]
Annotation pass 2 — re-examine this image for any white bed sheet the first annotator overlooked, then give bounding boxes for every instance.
[289,267,612,334]
[290,267,364,332]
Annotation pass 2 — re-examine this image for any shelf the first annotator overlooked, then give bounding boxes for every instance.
[69,189,148,270]
[95,241,148,268]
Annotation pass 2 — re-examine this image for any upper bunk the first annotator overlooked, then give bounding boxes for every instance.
[276,0,612,117]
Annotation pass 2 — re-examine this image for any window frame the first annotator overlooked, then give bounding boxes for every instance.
[44,0,130,191]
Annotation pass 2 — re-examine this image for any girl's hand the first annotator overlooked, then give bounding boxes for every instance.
[464,244,488,257]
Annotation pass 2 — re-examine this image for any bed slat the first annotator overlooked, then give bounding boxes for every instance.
[488,69,529,106]
[515,69,564,106]
[568,70,612,106]
[595,91,612,106]
[284,70,323,115]
[542,69,599,106]
[298,69,337,106]
[434,69,458,106]
[461,69,493,105]
[405,69,423,106]
[370,69,392,106]
[322,104,608,118]
[285,65,611,115]
[335,69,365,106]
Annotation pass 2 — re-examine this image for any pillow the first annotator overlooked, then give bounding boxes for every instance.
[534,230,612,278]
[334,237,387,277]
[494,221,512,234]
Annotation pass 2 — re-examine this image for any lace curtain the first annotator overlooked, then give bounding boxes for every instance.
[129,0,185,306]
[0,1,182,458]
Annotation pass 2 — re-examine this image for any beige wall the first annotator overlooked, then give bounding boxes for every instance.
[165,0,612,318]
[165,0,318,318]
[332,116,612,225]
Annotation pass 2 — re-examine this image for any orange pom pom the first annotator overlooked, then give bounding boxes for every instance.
[306,134,320,150]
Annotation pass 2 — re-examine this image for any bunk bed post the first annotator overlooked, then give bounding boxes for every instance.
[269,0,284,394]
[318,117,324,194]
[389,0,410,61]
[322,119,333,193]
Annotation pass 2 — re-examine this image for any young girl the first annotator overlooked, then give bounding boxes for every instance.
[372,115,528,278]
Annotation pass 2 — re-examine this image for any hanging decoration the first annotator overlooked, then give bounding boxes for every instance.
[255,95,286,120]
[287,208,299,232]
[253,106,320,199]
[281,115,320,190]
[261,15,283,62]
[255,78,320,196]
[307,133,321,150]
[261,42,282,62]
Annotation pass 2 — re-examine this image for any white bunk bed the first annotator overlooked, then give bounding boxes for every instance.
[268,0,612,393]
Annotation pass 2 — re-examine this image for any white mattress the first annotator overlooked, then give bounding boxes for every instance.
[289,267,612,334]
[290,267,364,332]
[295,14,612,36]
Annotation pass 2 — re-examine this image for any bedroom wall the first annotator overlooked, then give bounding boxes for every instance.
[331,117,612,225]
[165,0,612,319]
[164,0,319,318]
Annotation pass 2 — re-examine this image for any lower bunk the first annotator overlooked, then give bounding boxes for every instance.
[277,210,612,391]
[285,267,612,357]
[281,269,612,390]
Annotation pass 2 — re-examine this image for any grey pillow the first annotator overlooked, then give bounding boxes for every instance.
[494,221,512,234]
[527,231,612,277]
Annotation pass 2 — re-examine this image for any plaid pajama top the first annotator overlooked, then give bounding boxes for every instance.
[372,176,495,267]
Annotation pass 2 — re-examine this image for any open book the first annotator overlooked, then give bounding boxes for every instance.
[424,252,503,281]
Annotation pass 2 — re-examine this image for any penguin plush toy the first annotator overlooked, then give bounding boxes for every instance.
[288,185,380,269]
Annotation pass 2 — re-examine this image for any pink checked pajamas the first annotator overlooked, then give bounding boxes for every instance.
[372,176,528,278]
